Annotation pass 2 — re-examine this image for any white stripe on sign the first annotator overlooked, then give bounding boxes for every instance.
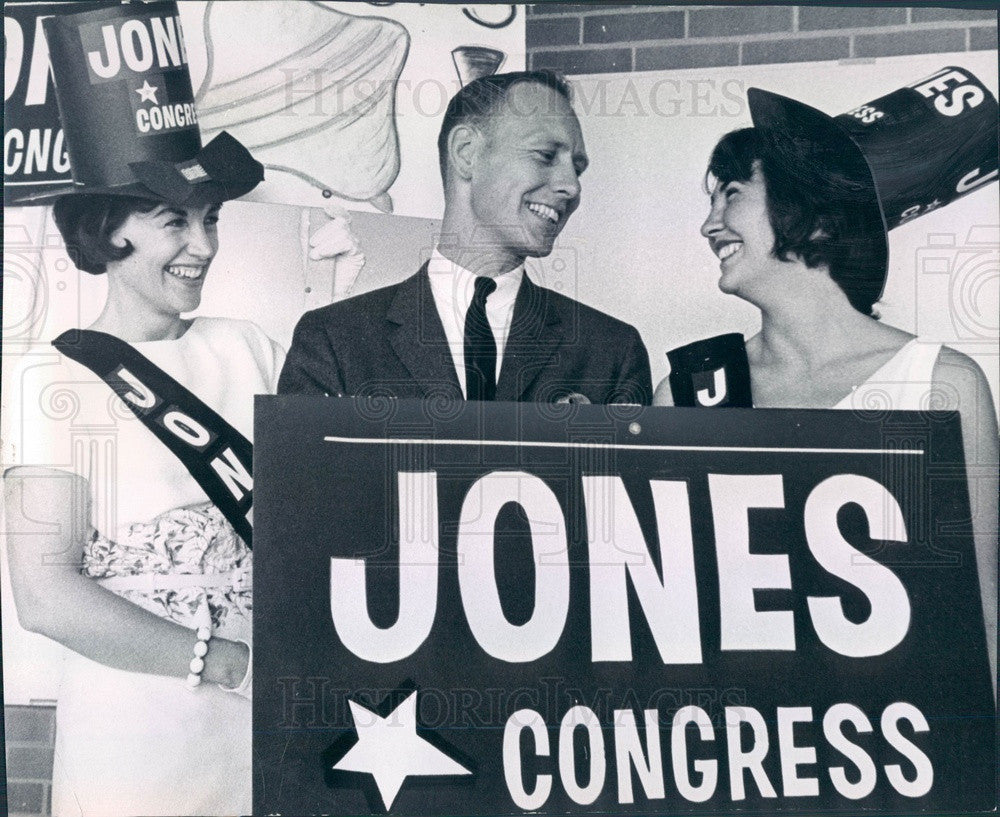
[323,436,925,456]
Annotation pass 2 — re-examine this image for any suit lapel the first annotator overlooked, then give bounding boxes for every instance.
[496,273,564,402]
[387,264,464,399]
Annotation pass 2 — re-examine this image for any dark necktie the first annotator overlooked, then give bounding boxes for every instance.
[464,276,498,401]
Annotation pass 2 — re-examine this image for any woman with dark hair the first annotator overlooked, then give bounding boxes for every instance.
[654,76,999,686]
[8,181,362,817]
[2,3,361,814]
[6,186,274,815]
[686,123,911,410]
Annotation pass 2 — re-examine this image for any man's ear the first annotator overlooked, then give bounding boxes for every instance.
[448,123,481,181]
[108,225,131,250]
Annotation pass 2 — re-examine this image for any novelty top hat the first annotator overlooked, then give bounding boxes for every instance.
[17,1,262,205]
[747,67,998,300]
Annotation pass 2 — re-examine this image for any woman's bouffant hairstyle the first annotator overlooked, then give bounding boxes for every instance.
[52,194,160,275]
[706,127,886,317]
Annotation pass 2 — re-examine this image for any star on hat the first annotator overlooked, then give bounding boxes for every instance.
[135,80,159,104]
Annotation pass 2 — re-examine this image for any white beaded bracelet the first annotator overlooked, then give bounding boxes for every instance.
[185,624,212,689]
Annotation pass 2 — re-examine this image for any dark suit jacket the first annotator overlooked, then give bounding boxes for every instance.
[278,264,652,404]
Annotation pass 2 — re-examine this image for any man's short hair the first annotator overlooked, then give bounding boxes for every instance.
[707,127,886,316]
[437,70,573,184]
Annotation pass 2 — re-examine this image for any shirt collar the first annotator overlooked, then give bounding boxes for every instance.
[428,246,523,311]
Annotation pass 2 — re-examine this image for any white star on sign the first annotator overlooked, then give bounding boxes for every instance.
[135,80,159,104]
[333,691,471,809]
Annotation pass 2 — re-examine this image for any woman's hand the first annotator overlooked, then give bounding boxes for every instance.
[309,203,366,299]
[205,637,250,690]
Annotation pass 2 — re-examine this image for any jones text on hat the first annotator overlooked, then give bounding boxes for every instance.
[82,13,188,83]
[910,67,986,118]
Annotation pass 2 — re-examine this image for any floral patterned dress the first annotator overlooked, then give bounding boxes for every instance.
[13,318,283,817]
[83,503,252,635]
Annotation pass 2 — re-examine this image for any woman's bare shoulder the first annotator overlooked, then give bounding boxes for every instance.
[933,346,991,386]
[927,346,996,426]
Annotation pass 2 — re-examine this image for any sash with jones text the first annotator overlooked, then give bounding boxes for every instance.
[254,397,994,816]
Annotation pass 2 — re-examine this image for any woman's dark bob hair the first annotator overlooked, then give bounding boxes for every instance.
[52,194,163,275]
[706,127,886,316]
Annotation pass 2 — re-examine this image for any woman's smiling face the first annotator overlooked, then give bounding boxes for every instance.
[107,201,221,317]
[700,162,784,299]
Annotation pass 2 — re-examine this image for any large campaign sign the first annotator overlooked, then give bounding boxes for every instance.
[254,398,994,816]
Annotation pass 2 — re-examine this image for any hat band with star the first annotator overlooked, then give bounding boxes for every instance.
[16,0,262,206]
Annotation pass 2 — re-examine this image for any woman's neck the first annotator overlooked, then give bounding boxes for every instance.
[88,300,189,342]
[751,277,871,369]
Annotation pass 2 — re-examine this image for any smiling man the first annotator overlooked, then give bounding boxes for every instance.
[278,71,652,404]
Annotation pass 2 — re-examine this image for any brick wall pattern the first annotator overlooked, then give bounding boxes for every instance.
[5,705,56,816]
[527,4,998,74]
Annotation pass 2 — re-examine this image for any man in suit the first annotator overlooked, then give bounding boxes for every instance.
[278,71,652,404]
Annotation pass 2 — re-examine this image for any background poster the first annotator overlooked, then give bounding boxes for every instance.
[3,1,116,205]
[4,1,527,213]
[178,1,526,216]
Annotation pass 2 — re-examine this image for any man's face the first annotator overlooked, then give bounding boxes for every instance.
[467,82,588,267]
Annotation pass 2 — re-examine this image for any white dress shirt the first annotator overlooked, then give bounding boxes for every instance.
[427,246,524,398]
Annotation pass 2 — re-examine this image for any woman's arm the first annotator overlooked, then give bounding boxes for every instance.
[932,348,998,691]
[4,466,249,689]
[652,376,675,407]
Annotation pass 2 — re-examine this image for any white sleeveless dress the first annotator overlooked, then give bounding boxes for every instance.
[10,317,283,816]
[834,339,943,412]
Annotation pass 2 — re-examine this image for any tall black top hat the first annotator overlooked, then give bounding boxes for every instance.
[17,1,263,205]
[747,67,998,302]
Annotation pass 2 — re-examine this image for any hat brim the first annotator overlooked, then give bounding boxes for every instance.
[13,181,184,206]
[12,131,263,207]
[746,88,889,303]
